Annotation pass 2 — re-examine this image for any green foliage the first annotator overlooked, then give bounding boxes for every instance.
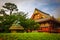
[3,3,18,15]
[0,9,8,16]
[0,15,16,32]
[0,2,40,33]
[0,11,27,32]
[20,19,39,32]
[0,33,60,40]
[12,12,39,31]
[25,19,39,30]
[0,11,39,33]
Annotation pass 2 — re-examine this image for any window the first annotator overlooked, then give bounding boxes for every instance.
[40,16,45,19]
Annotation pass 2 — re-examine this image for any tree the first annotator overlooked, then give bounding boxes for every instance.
[8,12,39,32]
[0,9,7,16]
[20,19,39,32]
[0,11,27,32]
[0,11,39,33]
[0,15,16,32]
[3,3,18,15]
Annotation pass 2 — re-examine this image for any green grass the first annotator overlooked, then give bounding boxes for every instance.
[0,32,60,40]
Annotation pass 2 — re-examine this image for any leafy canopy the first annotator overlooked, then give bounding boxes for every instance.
[3,3,18,15]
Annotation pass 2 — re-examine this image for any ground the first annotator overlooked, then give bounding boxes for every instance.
[0,32,60,40]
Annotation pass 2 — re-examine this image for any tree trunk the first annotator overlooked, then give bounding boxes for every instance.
[10,10,12,15]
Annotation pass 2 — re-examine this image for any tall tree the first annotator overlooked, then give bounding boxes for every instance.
[3,3,18,15]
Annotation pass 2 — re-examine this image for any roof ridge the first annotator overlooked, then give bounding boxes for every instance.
[35,8,50,15]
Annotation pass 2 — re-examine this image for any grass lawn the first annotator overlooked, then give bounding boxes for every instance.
[0,32,60,40]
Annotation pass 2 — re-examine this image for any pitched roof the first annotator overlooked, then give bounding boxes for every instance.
[9,24,24,30]
[31,8,60,24]
[35,17,52,22]
[31,8,51,19]
[35,17,60,23]
[35,8,50,15]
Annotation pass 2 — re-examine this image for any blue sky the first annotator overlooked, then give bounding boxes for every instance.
[0,0,60,18]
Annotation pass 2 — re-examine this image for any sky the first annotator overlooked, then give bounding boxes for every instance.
[0,0,60,18]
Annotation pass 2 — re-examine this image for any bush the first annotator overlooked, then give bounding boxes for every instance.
[0,32,60,40]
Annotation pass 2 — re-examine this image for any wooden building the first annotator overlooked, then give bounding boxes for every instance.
[9,25,24,33]
[9,22,24,33]
[31,8,60,33]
